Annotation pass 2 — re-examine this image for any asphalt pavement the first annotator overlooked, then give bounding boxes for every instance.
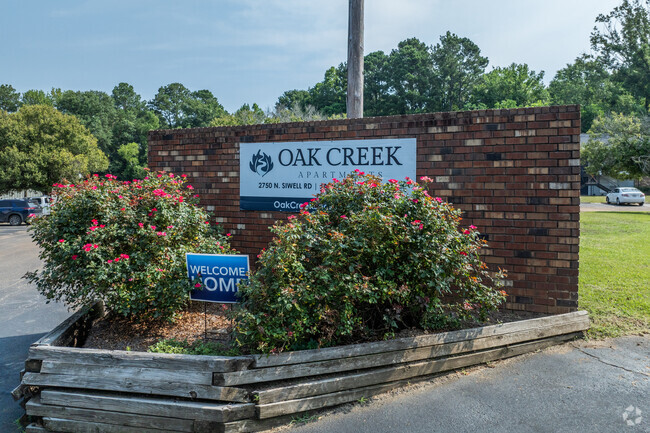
[581,202,649,212]
[278,337,649,433]
[0,225,70,432]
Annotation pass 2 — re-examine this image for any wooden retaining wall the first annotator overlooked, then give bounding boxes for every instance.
[17,308,589,433]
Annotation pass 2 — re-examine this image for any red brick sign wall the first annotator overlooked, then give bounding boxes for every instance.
[148,105,580,314]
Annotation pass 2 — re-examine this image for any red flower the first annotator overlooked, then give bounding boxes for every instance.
[71,255,78,260]
[121,208,126,211]
[58,239,65,243]
[463,230,471,235]
[194,282,201,288]
[459,251,468,256]
[388,179,398,184]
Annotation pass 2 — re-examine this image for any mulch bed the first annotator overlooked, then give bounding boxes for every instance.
[82,303,547,354]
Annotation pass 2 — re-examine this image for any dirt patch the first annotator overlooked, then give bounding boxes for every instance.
[83,301,234,352]
[82,305,547,354]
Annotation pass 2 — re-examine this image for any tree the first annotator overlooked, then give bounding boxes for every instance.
[149,83,192,128]
[0,84,21,112]
[363,50,391,116]
[471,63,548,108]
[276,89,312,111]
[55,90,117,159]
[308,65,347,116]
[549,55,643,131]
[183,89,227,128]
[21,89,55,107]
[112,142,146,180]
[0,105,108,193]
[385,38,434,114]
[591,0,650,110]
[210,103,266,126]
[583,112,650,179]
[110,83,159,177]
[431,32,488,111]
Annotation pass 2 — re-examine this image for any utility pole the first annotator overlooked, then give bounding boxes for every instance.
[347,0,364,118]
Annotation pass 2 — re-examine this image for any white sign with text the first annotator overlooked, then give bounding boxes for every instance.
[240,138,417,211]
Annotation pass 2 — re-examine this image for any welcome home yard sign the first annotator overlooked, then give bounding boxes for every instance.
[240,138,416,211]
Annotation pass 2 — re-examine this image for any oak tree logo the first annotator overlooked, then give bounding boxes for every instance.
[249,150,274,177]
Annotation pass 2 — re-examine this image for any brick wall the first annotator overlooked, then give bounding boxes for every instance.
[148,105,581,314]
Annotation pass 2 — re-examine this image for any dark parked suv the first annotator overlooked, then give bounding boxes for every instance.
[0,199,42,225]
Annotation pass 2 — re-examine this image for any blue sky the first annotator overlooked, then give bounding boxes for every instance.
[1,0,621,113]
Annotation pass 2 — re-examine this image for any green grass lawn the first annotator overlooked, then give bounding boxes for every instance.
[579,212,650,338]
[580,195,606,203]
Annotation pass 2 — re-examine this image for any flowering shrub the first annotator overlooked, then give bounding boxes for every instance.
[26,170,234,321]
[236,172,506,353]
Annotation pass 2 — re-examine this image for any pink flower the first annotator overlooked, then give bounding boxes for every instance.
[89,226,98,231]
[226,233,231,237]
[340,215,347,219]
[138,223,144,228]
[311,198,317,202]
[181,174,187,178]
[151,208,157,212]
[469,225,477,230]
[28,213,35,218]
[151,226,156,230]
[412,199,419,203]
[128,278,133,282]
[58,239,65,243]
[356,181,364,185]
[107,259,113,263]
[419,224,424,230]
[121,208,125,211]
[99,224,105,228]
[169,173,174,178]
[420,176,433,182]
[120,254,130,259]
[118,195,123,198]
[91,186,97,190]
[71,255,78,260]
[93,244,98,249]
[114,258,120,262]
[194,282,201,288]
[193,194,199,198]
[167,225,173,229]
[333,178,339,183]
[156,232,167,236]
[144,177,149,180]
[412,220,422,224]
[463,230,471,235]
[157,174,163,178]
[388,179,398,184]
[434,197,443,203]
[187,185,194,190]
[93,174,99,177]
[463,302,473,311]
[299,202,308,209]
[369,183,378,187]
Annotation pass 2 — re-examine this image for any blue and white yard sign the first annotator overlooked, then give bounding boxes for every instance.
[186,253,249,303]
[240,138,417,211]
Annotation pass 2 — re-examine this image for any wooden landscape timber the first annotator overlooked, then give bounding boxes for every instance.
[18,307,590,433]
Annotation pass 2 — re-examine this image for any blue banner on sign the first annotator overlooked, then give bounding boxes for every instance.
[240,196,310,212]
[186,253,249,303]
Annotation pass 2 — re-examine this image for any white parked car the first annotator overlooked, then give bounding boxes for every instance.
[28,196,53,215]
[606,187,645,206]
